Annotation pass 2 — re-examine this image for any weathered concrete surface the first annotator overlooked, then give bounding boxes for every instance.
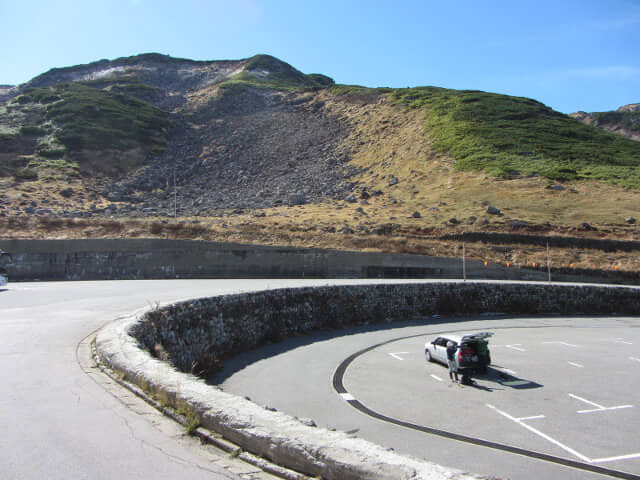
[0,238,617,283]
[97,303,487,480]
[95,280,639,480]
[0,238,489,281]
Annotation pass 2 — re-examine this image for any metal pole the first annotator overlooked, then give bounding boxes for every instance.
[547,241,551,282]
[173,167,177,219]
[462,243,467,281]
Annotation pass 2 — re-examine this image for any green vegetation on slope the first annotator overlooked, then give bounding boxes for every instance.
[329,84,393,96]
[14,83,169,152]
[587,109,640,136]
[389,87,640,189]
[224,54,335,90]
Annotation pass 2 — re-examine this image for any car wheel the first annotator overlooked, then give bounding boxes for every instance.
[425,350,433,362]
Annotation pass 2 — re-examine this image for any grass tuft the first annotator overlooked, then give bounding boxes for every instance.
[186,419,200,435]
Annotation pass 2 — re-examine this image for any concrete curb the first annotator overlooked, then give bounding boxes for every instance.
[95,302,489,480]
[89,338,311,480]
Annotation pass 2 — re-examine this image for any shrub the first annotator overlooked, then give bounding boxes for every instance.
[100,219,124,233]
[19,125,46,136]
[37,146,66,159]
[545,168,579,182]
[307,74,335,87]
[150,222,164,235]
[37,217,64,231]
[14,168,38,181]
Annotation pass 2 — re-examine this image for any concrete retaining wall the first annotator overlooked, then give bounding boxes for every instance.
[95,281,640,480]
[0,238,616,283]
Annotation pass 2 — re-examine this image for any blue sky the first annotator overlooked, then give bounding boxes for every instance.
[1,0,638,113]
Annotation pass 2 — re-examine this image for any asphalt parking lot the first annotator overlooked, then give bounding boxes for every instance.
[218,316,640,480]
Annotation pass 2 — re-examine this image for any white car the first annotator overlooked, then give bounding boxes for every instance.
[425,332,493,375]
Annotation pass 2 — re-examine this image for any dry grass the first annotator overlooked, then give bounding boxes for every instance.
[318,93,640,229]
[1,92,638,280]
[2,211,638,278]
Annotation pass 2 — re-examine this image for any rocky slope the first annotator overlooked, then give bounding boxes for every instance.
[571,103,640,141]
[0,54,363,218]
[1,53,639,239]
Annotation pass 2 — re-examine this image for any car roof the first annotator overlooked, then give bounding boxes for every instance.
[438,332,493,344]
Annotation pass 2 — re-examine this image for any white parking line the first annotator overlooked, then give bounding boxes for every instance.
[592,452,640,464]
[542,341,579,348]
[568,393,605,408]
[631,357,640,363]
[389,352,409,360]
[505,344,526,352]
[568,362,584,368]
[569,393,633,414]
[487,404,640,464]
[615,338,633,345]
[578,405,634,414]
[492,344,527,352]
[518,415,546,421]
[486,404,591,462]
[430,374,443,382]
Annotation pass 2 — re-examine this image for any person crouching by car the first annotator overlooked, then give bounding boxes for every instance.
[446,341,458,384]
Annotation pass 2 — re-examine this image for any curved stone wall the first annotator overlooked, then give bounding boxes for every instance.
[96,281,640,480]
[131,282,640,377]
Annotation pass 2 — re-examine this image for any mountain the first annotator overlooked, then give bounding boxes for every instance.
[570,103,640,142]
[1,53,639,275]
[1,54,351,215]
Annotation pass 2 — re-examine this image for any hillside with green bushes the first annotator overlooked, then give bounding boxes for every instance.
[387,87,640,189]
[15,83,169,152]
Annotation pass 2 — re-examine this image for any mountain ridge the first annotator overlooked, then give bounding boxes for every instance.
[570,103,640,142]
[1,53,639,276]
[8,53,332,98]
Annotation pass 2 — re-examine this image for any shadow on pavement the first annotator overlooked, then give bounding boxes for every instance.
[465,365,543,391]
[208,318,459,385]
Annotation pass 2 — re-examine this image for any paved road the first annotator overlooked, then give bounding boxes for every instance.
[217,316,640,480]
[0,279,368,480]
[3,279,638,480]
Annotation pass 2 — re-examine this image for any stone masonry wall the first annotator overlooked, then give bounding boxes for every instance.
[132,282,640,377]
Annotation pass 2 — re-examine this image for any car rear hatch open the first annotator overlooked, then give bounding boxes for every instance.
[460,332,493,343]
